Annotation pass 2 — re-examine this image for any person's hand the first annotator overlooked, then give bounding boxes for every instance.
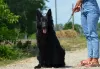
[73,0,82,13]
[73,5,81,12]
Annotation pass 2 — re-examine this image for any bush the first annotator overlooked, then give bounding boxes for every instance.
[0,41,38,66]
[23,41,31,48]
[16,40,31,49]
[15,41,38,56]
[0,45,20,60]
[63,22,82,33]
[28,33,36,39]
[0,41,38,61]
[16,41,23,49]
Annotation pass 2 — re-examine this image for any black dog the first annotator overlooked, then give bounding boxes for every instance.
[35,9,65,68]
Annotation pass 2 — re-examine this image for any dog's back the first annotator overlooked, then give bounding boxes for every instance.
[47,16,65,67]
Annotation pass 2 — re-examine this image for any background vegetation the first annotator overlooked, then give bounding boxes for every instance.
[0,0,100,66]
[0,0,47,66]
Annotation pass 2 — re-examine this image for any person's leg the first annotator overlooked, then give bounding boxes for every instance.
[83,12,100,67]
[81,12,93,59]
[87,12,99,64]
[78,12,93,66]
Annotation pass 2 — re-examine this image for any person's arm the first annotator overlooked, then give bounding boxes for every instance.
[73,0,82,13]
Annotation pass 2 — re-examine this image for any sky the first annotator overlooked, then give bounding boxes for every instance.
[43,0,100,25]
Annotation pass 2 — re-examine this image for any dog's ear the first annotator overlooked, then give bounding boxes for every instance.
[36,10,42,21]
[46,9,52,19]
[46,9,54,26]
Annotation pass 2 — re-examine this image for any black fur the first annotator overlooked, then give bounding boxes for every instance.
[35,9,65,68]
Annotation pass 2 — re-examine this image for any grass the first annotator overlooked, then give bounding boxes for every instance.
[0,48,33,66]
[0,59,15,66]
[0,51,37,66]
[0,56,31,66]
[28,33,36,39]
[59,36,87,51]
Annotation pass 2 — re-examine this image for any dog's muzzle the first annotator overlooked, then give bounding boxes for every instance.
[42,28,47,34]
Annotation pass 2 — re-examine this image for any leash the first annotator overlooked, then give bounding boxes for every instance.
[66,11,74,24]
[56,11,75,37]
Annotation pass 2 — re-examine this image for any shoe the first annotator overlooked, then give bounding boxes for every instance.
[85,62,100,67]
[78,59,91,66]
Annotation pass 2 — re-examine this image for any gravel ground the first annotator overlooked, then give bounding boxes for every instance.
[0,48,100,69]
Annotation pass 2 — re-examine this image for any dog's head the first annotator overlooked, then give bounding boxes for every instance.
[36,9,53,34]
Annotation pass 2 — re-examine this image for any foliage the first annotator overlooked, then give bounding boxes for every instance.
[16,41,32,49]
[28,33,36,39]
[0,45,20,59]
[16,41,23,49]
[97,22,100,31]
[5,0,48,36]
[63,22,72,30]
[0,0,19,41]
[15,41,38,55]
[63,22,82,33]
[0,0,19,24]
[0,27,19,40]
[23,41,31,48]
[0,41,38,61]
[97,23,100,39]
[74,24,82,33]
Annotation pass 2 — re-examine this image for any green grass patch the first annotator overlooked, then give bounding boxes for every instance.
[28,33,36,39]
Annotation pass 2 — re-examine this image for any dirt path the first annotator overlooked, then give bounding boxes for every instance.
[0,48,100,69]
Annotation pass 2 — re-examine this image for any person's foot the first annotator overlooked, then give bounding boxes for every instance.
[84,62,100,67]
[92,58,99,63]
[78,58,92,66]
[85,58,100,67]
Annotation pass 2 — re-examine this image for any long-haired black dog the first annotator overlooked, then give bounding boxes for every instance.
[35,9,65,68]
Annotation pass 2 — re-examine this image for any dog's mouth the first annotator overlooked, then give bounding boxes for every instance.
[42,28,47,34]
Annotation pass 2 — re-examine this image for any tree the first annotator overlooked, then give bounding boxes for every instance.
[5,0,48,37]
[0,0,19,41]
[74,24,82,33]
[63,22,82,33]
[63,22,72,30]
[0,0,19,23]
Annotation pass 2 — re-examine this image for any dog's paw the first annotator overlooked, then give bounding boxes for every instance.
[34,64,41,69]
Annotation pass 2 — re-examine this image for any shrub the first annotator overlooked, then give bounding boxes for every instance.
[16,41,23,49]
[16,40,31,49]
[0,45,20,60]
[15,41,38,56]
[28,33,36,39]
[23,41,31,48]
